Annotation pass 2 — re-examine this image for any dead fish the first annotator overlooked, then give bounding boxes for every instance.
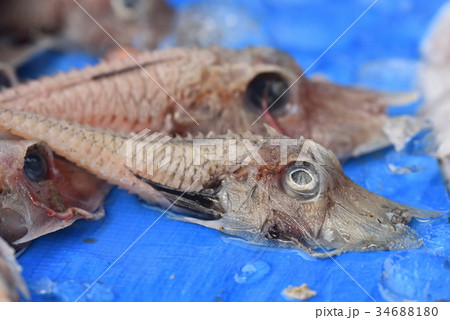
[0,237,28,301]
[0,0,174,55]
[0,108,438,256]
[0,46,419,159]
[419,2,450,187]
[0,134,110,245]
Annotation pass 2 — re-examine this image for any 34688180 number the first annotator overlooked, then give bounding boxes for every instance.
[376,307,439,317]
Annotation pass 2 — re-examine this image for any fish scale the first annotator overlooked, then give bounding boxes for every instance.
[0,108,230,199]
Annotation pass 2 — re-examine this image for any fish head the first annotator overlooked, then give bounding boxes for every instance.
[0,139,108,245]
[194,134,439,256]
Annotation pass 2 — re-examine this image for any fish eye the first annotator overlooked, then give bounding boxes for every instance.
[245,72,289,116]
[23,148,48,183]
[282,161,320,199]
[110,0,142,20]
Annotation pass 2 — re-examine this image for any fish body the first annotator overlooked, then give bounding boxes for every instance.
[0,108,438,256]
[0,47,416,159]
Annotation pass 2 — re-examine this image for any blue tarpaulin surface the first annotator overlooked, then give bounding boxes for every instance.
[17,0,450,301]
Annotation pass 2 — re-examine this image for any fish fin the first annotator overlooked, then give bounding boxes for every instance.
[379,91,420,106]
[263,124,286,138]
[133,173,224,220]
[382,116,431,151]
[166,212,225,229]
[351,116,430,157]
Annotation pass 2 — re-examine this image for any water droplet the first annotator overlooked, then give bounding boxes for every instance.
[234,260,270,284]
[29,277,114,301]
[84,282,115,301]
[379,252,450,302]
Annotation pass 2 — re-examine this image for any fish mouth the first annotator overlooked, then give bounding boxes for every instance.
[311,176,440,256]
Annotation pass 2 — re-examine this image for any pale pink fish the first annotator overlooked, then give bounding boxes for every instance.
[0,109,438,257]
[0,46,420,160]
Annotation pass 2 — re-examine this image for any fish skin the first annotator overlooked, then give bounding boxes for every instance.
[0,134,110,245]
[0,46,404,160]
[0,108,439,256]
[0,237,28,302]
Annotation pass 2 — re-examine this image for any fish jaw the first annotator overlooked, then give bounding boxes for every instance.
[0,139,106,245]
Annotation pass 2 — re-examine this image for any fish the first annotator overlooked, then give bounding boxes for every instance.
[0,133,110,245]
[0,0,174,90]
[0,134,110,301]
[0,108,438,256]
[0,237,28,301]
[0,46,421,160]
[0,0,174,55]
[419,2,450,187]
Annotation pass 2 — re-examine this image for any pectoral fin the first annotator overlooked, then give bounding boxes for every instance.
[133,174,224,220]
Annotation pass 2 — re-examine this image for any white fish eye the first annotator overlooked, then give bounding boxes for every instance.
[110,0,143,20]
[282,162,319,199]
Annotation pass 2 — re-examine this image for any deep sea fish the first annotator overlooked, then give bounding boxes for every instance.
[0,108,438,257]
[0,46,419,160]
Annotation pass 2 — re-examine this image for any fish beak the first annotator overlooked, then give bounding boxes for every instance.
[315,174,440,255]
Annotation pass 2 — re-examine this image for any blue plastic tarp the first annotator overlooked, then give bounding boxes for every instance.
[16,0,450,302]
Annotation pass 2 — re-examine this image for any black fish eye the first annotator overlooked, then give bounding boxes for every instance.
[282,161,320,199]
[245,72,289,116]
[122,0,139,8]
[23,150,48,182]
